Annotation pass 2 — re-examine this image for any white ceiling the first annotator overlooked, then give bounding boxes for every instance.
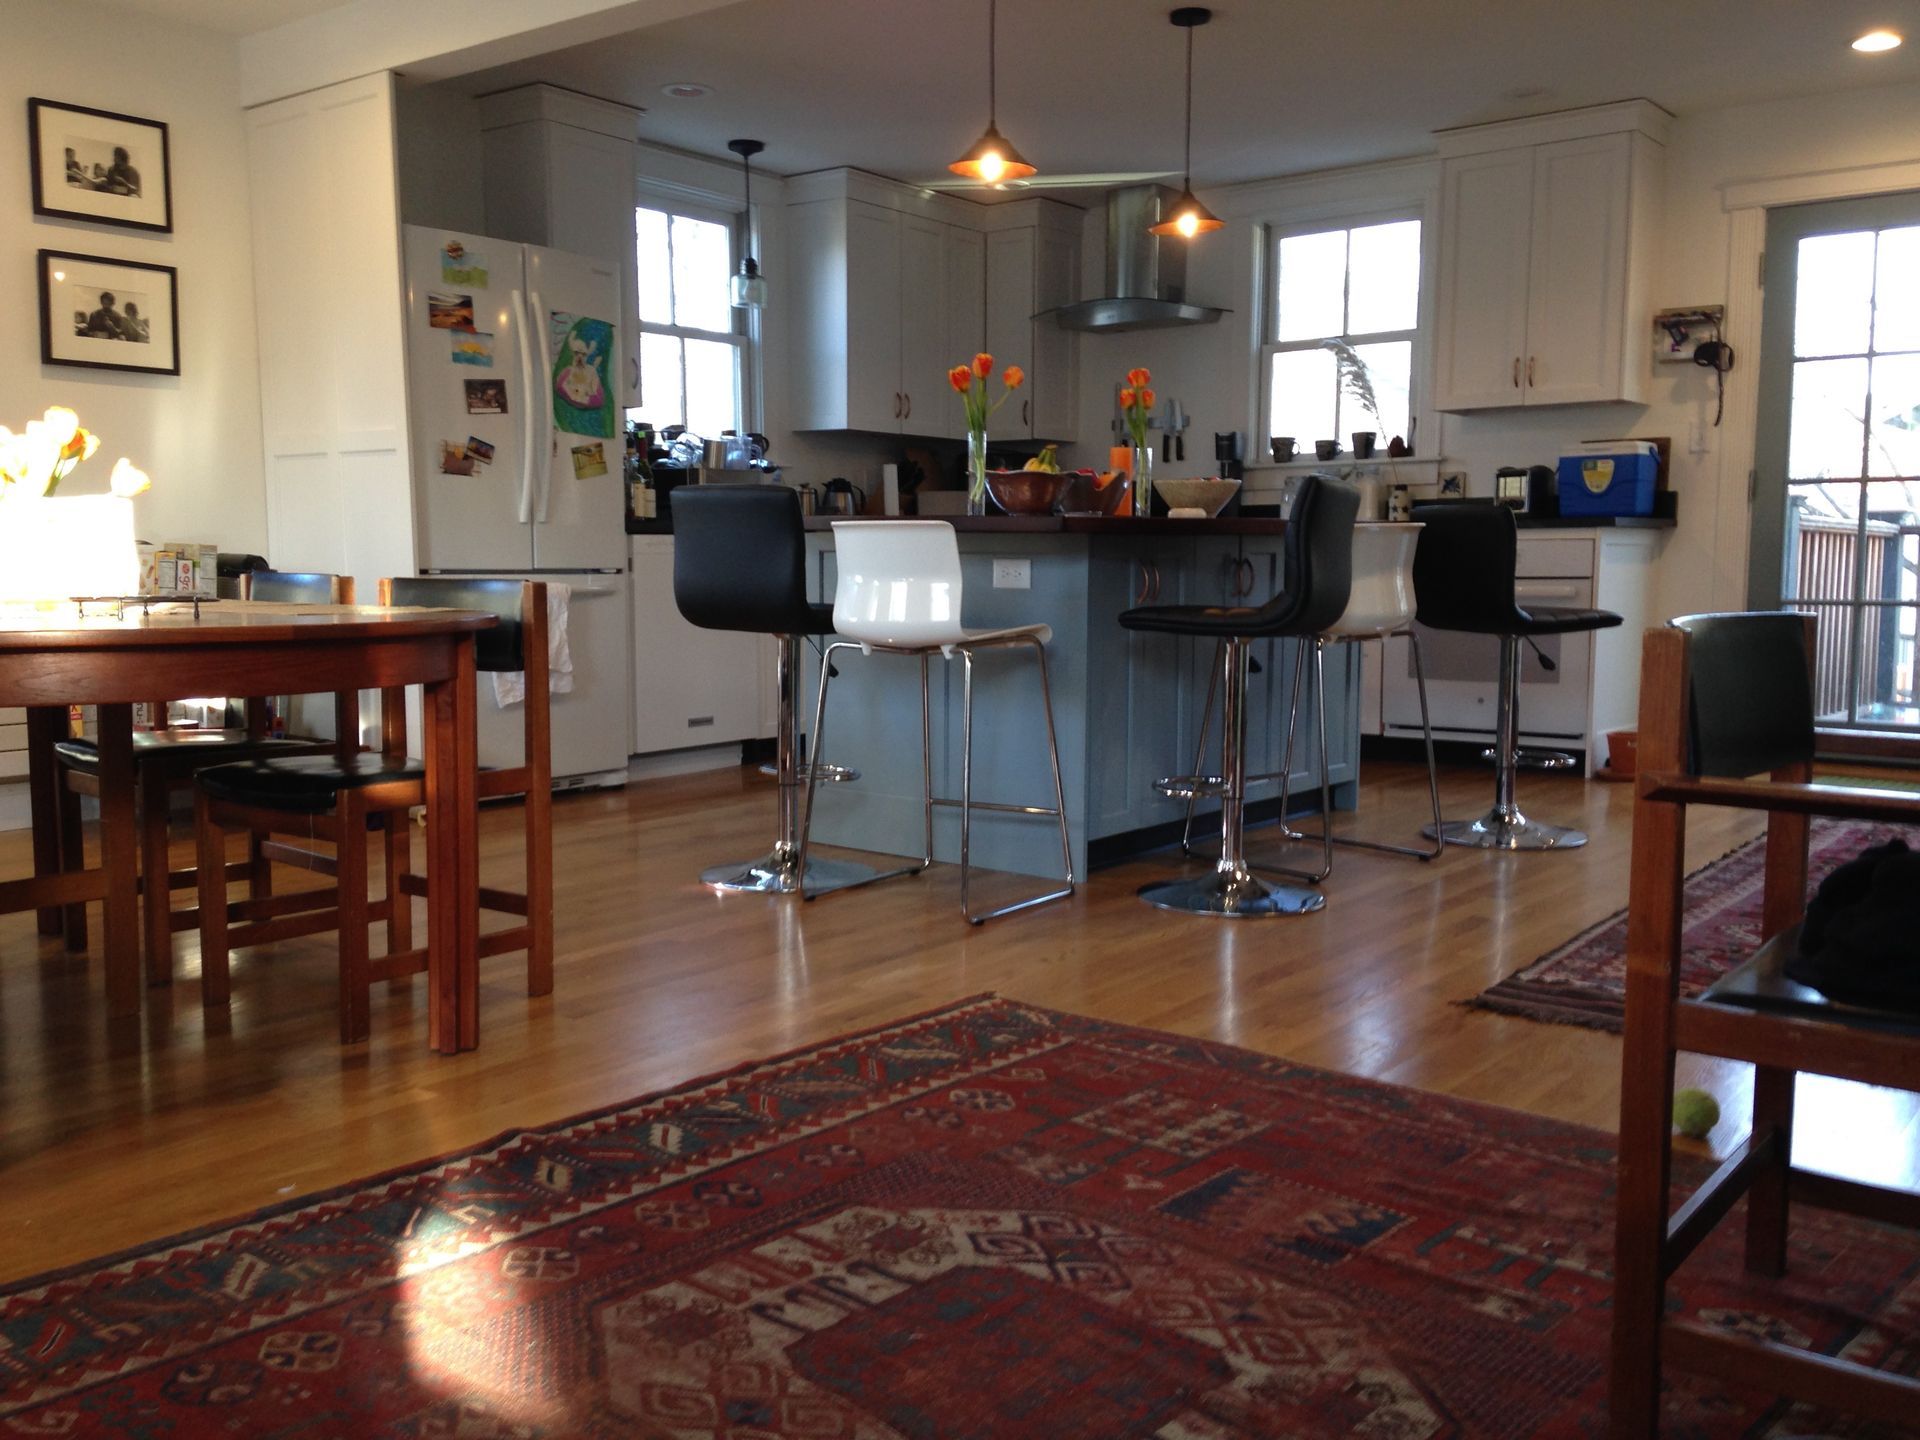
[446,0,1920,191]
[89,0,348,34]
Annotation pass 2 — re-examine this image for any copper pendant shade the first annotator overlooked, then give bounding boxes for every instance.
[1148,8,1223,237]
[949,0,1036,183]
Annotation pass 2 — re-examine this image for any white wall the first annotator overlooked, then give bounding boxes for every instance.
[1,0,265,553]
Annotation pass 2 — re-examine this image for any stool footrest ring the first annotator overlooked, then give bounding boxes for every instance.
[1478,746,1578,772]
[762,761,860,784]
[1154,774,1228,800]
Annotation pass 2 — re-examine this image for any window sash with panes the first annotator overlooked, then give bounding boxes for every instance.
[1781,223,1920,729]
[631,199,749,438]
[1262,217,1420,454]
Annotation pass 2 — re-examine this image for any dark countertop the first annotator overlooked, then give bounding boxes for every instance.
[804,514,1291,536]
[1516,514,1675,529]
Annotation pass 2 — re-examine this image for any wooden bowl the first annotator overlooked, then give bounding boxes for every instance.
[984,469,1067,515]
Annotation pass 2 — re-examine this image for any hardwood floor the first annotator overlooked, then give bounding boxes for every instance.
[1,758,1913,1286]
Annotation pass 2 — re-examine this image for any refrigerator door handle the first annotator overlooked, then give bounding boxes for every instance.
[529,287,555,524]
[510,287,537,524]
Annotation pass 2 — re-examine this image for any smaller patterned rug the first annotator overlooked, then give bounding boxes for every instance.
[1468,817,1914,1031]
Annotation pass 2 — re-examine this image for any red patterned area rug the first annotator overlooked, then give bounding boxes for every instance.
[4,997,1917,1437]
[1467,817,1919,1032]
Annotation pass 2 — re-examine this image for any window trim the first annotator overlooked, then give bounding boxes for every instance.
[1259,207,1426,454]
[633,184,758,435]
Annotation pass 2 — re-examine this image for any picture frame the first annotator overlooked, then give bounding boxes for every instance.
[38,249,180,376]
[27,98,172,233]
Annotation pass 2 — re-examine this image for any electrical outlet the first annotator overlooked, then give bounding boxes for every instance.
[991,558,1031,590]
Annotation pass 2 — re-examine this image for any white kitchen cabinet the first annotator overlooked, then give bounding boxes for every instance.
[1432,101,1666,412]
[985,214,1080,442]
[788,176,986,440]
[629,537,772,755]
[786,170,1077,442]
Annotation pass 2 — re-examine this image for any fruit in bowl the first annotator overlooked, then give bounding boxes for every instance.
[983,468,1067,515]
[1153,476,1242,518]
[1056,468,1129,516]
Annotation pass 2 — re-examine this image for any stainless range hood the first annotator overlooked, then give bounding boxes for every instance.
[1050,185,1228,334]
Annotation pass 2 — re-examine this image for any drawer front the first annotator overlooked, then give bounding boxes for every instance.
[1516,537,1594,578]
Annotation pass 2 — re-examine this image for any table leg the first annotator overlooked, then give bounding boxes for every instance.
[26,706,67,936]
[423,638,479,1054]
[97,704,141,1019]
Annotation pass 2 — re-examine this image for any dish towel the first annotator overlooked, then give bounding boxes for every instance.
[492,582,574,707]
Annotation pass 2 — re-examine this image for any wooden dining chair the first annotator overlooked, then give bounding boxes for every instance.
[1610,611,1920,1435]
[193,578,553,1042]
[51,571,356,985]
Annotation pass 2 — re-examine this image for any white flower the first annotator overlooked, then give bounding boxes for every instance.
[40,407,80,451]
[108,458,152,497]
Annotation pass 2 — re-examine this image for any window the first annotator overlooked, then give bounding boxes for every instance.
[631,200,748,437]
[1263,217,1420,450]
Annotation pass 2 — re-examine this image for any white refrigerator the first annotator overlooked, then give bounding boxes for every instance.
[403,224,631,789]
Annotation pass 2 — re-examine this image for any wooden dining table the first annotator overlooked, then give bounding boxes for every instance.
[1,601,497,1054]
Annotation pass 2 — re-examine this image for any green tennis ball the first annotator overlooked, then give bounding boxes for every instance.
[1672,1088,1721,1139]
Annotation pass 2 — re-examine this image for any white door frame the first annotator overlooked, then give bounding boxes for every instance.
[1714,157,1920,610]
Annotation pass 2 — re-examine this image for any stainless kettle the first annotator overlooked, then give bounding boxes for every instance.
[821,478,865,516]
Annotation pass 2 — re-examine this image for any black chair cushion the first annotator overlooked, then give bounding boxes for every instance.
[1119,476,1359,640]
[1672,611,1816,778]
[55,732,313,769]
[1515,604,1624,636]
[672,485,833,636]
[388,577,527,673]
[197,752,425,814]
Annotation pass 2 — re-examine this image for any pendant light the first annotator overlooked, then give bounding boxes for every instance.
[949,0,1036,184]
[728,138,768,310]
[1149,7,1224,238]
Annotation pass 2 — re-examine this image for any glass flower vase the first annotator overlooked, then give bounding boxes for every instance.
[1130,442,1154,518]
[967,430,989,516]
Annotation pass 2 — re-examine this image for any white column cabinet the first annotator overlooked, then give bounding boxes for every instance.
[843,200,905,432]
[898,213,953,436]
[1432,102,1667,413]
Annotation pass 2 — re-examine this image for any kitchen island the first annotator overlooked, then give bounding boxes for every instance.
[798,514,1361,880]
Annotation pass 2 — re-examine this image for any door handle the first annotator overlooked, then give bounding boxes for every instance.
[1527,355,1537,388]
[629,356,640,393]
[892,392,901,419]
[1150,561,1163,602]
[1512,357,1521,389]
[1134,561,1152,605]
[903,392,912,420]
[1022,398,1030,428]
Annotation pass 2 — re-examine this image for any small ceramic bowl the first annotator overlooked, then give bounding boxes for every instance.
[983,469,1067,515]
[1153,477,1242,518]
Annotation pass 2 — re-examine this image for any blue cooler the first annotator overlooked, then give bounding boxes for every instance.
[1555,441,1658,517]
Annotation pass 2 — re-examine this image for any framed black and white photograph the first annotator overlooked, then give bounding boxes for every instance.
[28,98,172,233]
[38,249,179,376]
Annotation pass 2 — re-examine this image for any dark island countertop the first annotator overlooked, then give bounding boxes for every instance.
[803,514,1291,535]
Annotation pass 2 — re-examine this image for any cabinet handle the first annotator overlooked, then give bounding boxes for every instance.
[893,392,902,419]
[1134,561,1152,605]
[1237,557,1255,597]
[1150,561,1163,602]
[1527,356,1537,388]
[903,392,911,420]
[1512,357,1521,389]
[1022,398,1030,427]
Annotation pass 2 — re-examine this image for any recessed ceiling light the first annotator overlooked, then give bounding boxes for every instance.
[1853,29,1902,52]
[660,81,713,99]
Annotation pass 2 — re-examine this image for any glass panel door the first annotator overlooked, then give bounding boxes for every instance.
[1752,192,1920,728]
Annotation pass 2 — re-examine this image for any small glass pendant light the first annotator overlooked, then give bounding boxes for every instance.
[1149,8,1224,238]
[949,0,1037,183]
[728,138,768,310]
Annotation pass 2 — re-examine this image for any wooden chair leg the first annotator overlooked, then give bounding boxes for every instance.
[195,790,231,1010]
[140,768,174,988]
[55,775,88,952]
[384,810,413,975]
[248,832,274,900]
[1745,1066,1796,1277]
[337,799,371,1044]
[525,789,553,997]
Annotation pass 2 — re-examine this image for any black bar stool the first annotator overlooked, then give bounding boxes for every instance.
[671,485,887,895]
[1410,500,1622,850]
[1120,474,1359,916]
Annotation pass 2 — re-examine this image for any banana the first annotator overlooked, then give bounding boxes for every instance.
[1023,444,1062,474]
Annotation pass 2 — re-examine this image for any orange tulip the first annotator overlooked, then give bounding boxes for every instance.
[1119,387,1136,409]
[1002,365,1025,390]
[1140,388,1156,410]
[973,352,994,379]
[948,365,973,393]
[1126,367,1151,388]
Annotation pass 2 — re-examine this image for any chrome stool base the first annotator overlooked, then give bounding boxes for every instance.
[1138,866,1325,917]
[1424,809,1587,850]
[701,847,902,895]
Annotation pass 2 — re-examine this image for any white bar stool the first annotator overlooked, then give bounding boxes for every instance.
[797,520,1074,925]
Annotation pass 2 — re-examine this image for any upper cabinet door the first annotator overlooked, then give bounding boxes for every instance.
[1432,149,1535,412]
[1030,227,1079,443]
[897,214,949,437]
[1524,134,1633,406]
[986,229,1038,438]
[945,227,986,441]
[845,201,905,433]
